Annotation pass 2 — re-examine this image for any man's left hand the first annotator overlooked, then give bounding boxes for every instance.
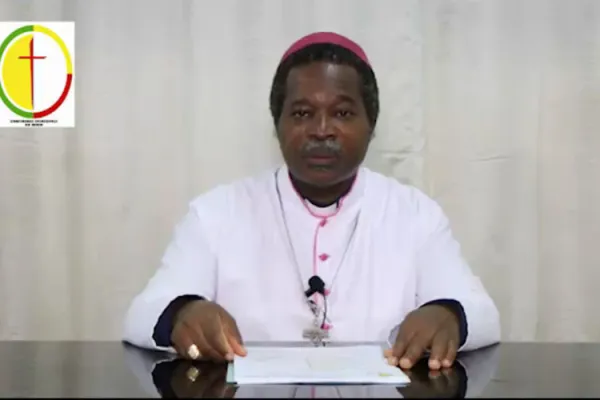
[384,304,460,370]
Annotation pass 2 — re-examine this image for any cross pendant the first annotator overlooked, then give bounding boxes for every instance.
[302,327,330,344]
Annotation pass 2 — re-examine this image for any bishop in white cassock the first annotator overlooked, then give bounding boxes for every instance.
[123,31,500,370]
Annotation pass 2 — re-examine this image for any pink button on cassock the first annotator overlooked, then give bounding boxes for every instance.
[319,253,330,261]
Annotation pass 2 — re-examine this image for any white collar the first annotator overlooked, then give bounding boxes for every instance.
[275,164,365,217]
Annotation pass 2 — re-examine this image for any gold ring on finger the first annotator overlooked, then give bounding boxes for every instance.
[187,344,201,359]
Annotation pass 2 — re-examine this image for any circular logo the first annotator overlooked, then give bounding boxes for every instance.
[0,24,73,119]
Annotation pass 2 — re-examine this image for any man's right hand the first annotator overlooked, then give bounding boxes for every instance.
[170,300,247,363]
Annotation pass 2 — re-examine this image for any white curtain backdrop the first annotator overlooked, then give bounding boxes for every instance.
[0,0,599,342]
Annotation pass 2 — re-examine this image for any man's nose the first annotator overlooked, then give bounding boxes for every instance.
[310,113,335,139]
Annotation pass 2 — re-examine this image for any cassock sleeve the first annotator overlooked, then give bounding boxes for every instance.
[414,190,501,352]
[122,201,219,352]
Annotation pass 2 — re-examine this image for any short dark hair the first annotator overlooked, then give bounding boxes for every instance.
[269,43,380,130]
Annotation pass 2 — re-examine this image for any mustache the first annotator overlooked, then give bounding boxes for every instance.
[301,139,342,157]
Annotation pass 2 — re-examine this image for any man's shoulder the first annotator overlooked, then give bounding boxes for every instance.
[187,168,276,215]
[362,167,440,213]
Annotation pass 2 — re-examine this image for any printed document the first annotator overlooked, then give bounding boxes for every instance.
[228,345,410,385]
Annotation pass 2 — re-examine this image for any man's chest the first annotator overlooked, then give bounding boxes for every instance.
[210,210,419,342]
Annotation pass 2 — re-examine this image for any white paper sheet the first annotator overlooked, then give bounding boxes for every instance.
[229,345,410,385]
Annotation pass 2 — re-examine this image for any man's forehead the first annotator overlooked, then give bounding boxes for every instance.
[286,62,361,96]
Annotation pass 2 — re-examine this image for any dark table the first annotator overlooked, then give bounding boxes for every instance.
[0,341,598,397]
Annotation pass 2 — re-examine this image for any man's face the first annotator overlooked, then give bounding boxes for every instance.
[276,62,372,188]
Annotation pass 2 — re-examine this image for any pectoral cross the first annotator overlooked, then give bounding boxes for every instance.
[302,326,330,345]
[302,304,330,345]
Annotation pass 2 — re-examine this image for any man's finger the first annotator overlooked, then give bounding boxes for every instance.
[442,338,458,368]
[428,330,448,370]
[172,326,198,360]
[392,327,417,365]
[194,323,226,362]
[224,318,247,357]
[383,348,396,365]
[399,336,428,370]
[203,317,233,361]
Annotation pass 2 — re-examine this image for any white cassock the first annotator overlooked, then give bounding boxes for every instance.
[123,165,500,352]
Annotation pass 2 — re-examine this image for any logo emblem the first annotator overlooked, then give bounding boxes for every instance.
[0,22,74,127]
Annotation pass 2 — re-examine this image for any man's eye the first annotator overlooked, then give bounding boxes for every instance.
[292,110,310,118]
[337,110,354,118]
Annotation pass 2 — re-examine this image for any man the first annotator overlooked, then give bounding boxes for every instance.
[123,32,500,371]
